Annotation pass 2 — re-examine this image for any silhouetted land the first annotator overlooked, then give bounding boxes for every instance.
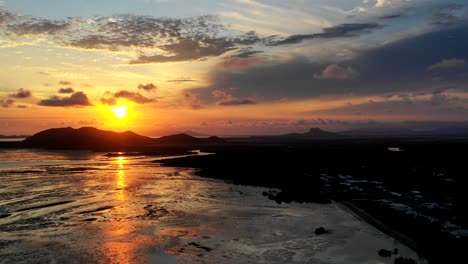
[0,127,224,154]
[161,140,468,263]
[2,126,468,263]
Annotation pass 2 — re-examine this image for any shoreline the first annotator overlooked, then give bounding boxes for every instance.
[337,201,422,255]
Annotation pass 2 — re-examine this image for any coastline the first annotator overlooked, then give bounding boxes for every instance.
[337,201,421,254]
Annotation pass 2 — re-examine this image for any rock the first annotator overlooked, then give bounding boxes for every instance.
[378,248,393,257]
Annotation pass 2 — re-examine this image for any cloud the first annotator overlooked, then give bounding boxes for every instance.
[0,8,15,24]
[1,99,14,108]
[137,83,157,92]
[232,50,263,58]
[266,23,383,46]
[58,87,75,94]
[314,64,357,79]
[59,81,73,86]
[114,90,154,104]
[217,98,257,106]
[9,88,31,98]
[183,92,203,109]
[212,89,257,106]
[100,97,117,105]
[129,32,260,64]
[216,56,260,71]
[0,10,262,64]
[431,3,465,25]
[375,0,388,8]
[427,58,465,71]
[7,19,70,36]
[189,23,468,102]
[167,77,195,83]
[379,13,403,19]
[38,92,92,107]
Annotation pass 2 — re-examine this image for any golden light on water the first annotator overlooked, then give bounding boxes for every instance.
[115,156,127,201]
[112,106,128,119]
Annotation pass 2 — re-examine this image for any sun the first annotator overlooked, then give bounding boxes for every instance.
[112,106,127,119]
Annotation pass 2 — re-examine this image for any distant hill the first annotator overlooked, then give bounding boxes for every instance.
[155,133,224,145]
[181,130,210,137]
[279,128,344,139]
[341,126,468,138]
[21,127,225,150]
[251,128,344,141]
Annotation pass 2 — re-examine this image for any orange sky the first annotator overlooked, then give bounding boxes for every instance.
[1,0,468,135]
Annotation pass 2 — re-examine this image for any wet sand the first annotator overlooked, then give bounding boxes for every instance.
[0,150,425,263]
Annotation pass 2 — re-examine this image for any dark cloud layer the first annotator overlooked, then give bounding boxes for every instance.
[9,88,31,98]
[38,92,92,107]
[189,22,468,102]
[431,3,465,25]
[217,98,257,106]
[266,23,383,46]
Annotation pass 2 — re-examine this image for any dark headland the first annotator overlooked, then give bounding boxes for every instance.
[2,126,468,263]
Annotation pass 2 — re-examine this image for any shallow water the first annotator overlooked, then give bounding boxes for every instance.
[0,149,426,263]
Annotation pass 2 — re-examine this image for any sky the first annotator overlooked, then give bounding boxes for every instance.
[1,0,468,136]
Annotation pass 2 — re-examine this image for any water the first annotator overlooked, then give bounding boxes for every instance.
[0,149,426,263]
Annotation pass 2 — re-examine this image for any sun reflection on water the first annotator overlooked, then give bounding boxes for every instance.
[115,156,127,201]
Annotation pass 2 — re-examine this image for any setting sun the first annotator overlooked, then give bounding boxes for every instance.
[112,106,128,119]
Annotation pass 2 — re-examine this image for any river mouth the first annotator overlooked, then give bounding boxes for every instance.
[0,150,425,263]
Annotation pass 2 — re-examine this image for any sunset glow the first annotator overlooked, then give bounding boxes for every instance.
[112,106,128,119]
[0,0,467,136]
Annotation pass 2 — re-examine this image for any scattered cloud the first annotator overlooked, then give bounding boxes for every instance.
[167,77,195,83]
[114,90,154,104]
[58,87,75,94]
[314,64,358,80]
[9,88,32,98]
[1,99,14,108]
[232,50,263,58]
[59,81,73,86]
[100,97,117,106]
[379,13,403,19]
[38,92,92,107]
[217,55,260,71]
[212,89,257,106]
[129,32,260,64]
[266,23,383,46]
[428,58,465,71]
[431,3,465,25]
[217,98,257,106]
[7,19,70,36]
[137,83,157,92]
[183,92,204,109]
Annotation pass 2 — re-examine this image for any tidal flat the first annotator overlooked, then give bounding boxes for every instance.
[0,149,424,263]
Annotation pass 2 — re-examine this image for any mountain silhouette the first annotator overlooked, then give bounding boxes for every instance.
[280,128,343,139]
[21,127,224,150]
